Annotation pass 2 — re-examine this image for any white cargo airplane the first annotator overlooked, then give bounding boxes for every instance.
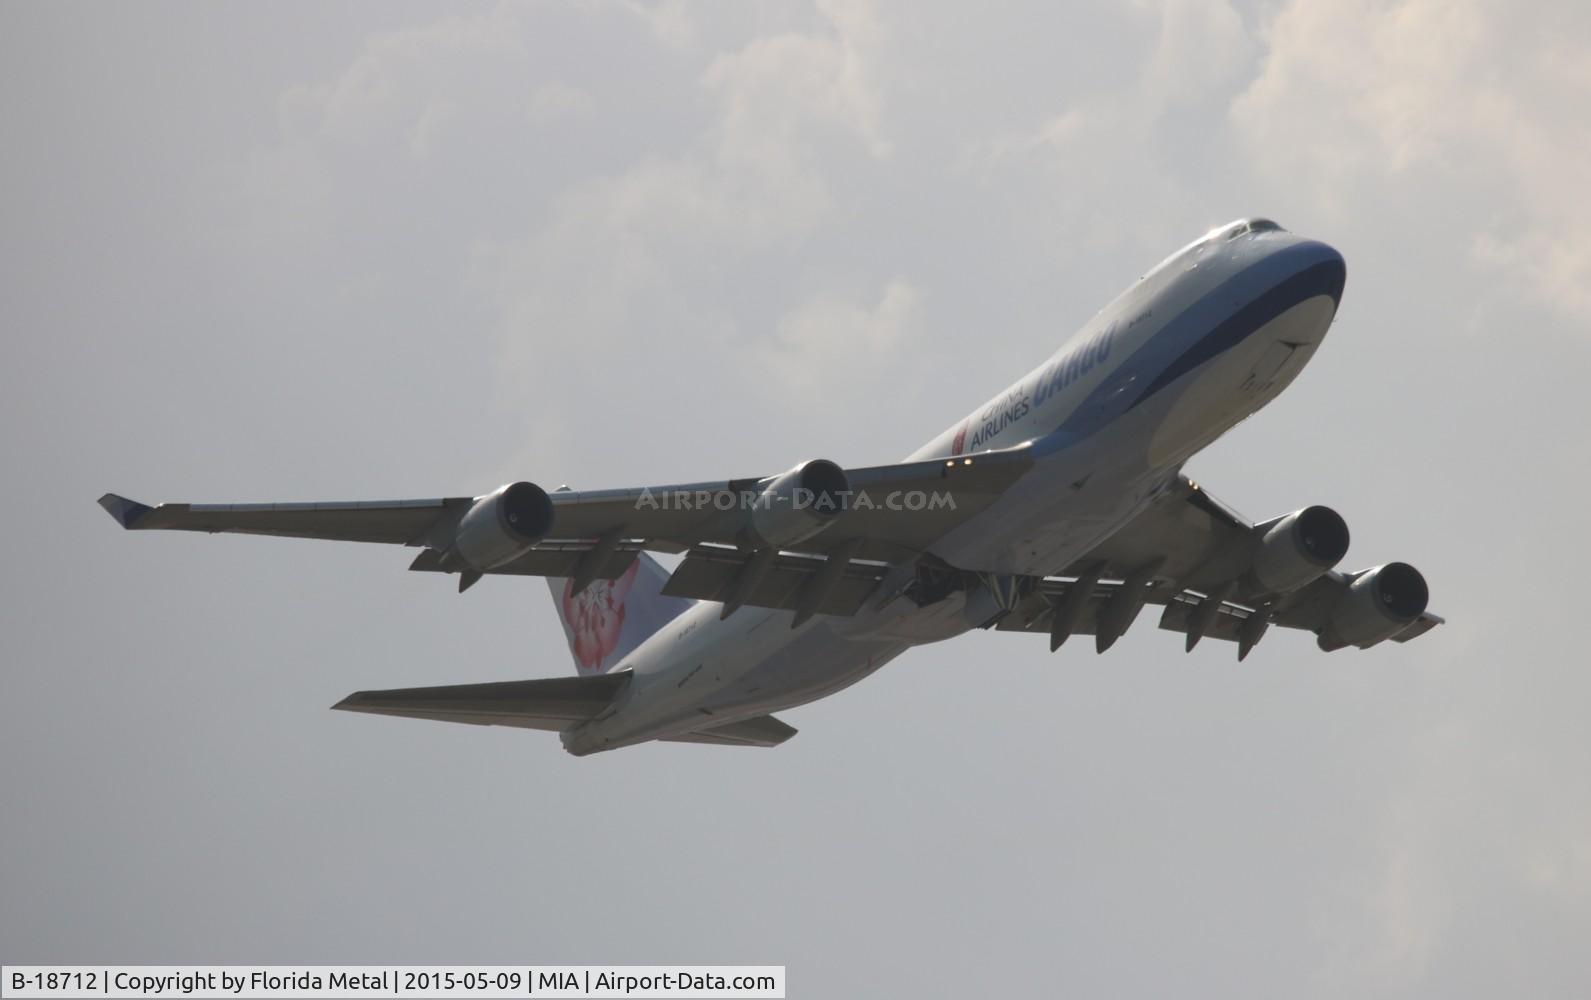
[102,219,1441,755]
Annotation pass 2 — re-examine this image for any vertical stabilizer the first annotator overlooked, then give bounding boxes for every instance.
[547,552,693,674]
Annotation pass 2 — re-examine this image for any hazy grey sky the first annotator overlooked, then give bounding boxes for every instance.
[3,2,1588,995]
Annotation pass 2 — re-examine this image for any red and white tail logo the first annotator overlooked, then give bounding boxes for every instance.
[548,553,692,674]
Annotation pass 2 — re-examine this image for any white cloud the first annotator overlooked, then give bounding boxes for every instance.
[406,96,458,158]
[1232,0,1591,320]
[703,0,890,161]
[224,0,910,476]
[622,0,699,49]
[471,1,899,396]
[1369,840,1441,985]
[526,81,594,122]
[964,0,1256,256]
[758,278,920,393]
[1139,0,1254,109]
[286,8,528,150]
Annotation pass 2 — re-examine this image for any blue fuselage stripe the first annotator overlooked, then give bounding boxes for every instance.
[1129,258,1345,408]
[1050,244,1345,441]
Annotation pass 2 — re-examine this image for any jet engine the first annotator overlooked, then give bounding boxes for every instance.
[450,481,555,570]
[746,459,850,548]
[1244,505,1350,593]
[1317,561,1430,650]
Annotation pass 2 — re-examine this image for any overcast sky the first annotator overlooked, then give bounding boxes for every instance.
[3,1,1589,996]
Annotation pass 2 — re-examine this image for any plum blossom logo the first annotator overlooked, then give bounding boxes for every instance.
[561,560,640,673]
[950,421,969,456]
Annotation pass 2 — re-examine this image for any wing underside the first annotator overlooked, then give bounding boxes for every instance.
[984,475,1442,657]
[659,544,889,617]
[992,572,1443,659]
[100,447,1443,656]
[98,443,1034,605]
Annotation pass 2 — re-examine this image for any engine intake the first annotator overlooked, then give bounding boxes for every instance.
[450,481,554,570]
[1318,561,1429,650]
[746,459,850,548]
[1245,505,1350,593]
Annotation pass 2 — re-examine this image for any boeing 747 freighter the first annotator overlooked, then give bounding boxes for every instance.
[101,219,1441,755]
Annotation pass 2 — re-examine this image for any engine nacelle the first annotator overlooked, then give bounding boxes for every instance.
[1244,505,1350,593]
[450,481,555,570]
[746,459,850,548]
[1318,562,1430,650]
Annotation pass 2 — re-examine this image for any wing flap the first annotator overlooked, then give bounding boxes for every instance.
[996,578,1259,650]
[332,674,629,732]
[1155,591,1251,643]
[997,581,1256,643]
[406,543,644,582]
[995,579,1108,636]
[994,568,1441,655]
[660,544,888,616]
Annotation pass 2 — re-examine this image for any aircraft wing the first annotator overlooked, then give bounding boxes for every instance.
[990,475,1443,658]
[98,443,1034,601]
[97,492,466,545]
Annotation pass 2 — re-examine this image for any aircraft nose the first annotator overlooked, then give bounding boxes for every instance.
[1296,237,1344,268]
[1279,237,1346,306]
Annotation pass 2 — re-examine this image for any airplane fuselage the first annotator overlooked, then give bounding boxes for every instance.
[563,220,1346,755]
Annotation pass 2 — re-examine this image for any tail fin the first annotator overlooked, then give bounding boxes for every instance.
[548,552,694,674]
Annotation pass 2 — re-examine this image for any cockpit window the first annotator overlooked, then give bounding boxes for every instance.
[1221,218,1285,240]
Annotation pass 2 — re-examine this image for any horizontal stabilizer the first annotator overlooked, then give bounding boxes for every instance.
[333,673,629,732]
[660,714,798,747]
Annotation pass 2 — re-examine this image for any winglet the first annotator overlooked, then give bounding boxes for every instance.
[98,493,153,529]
